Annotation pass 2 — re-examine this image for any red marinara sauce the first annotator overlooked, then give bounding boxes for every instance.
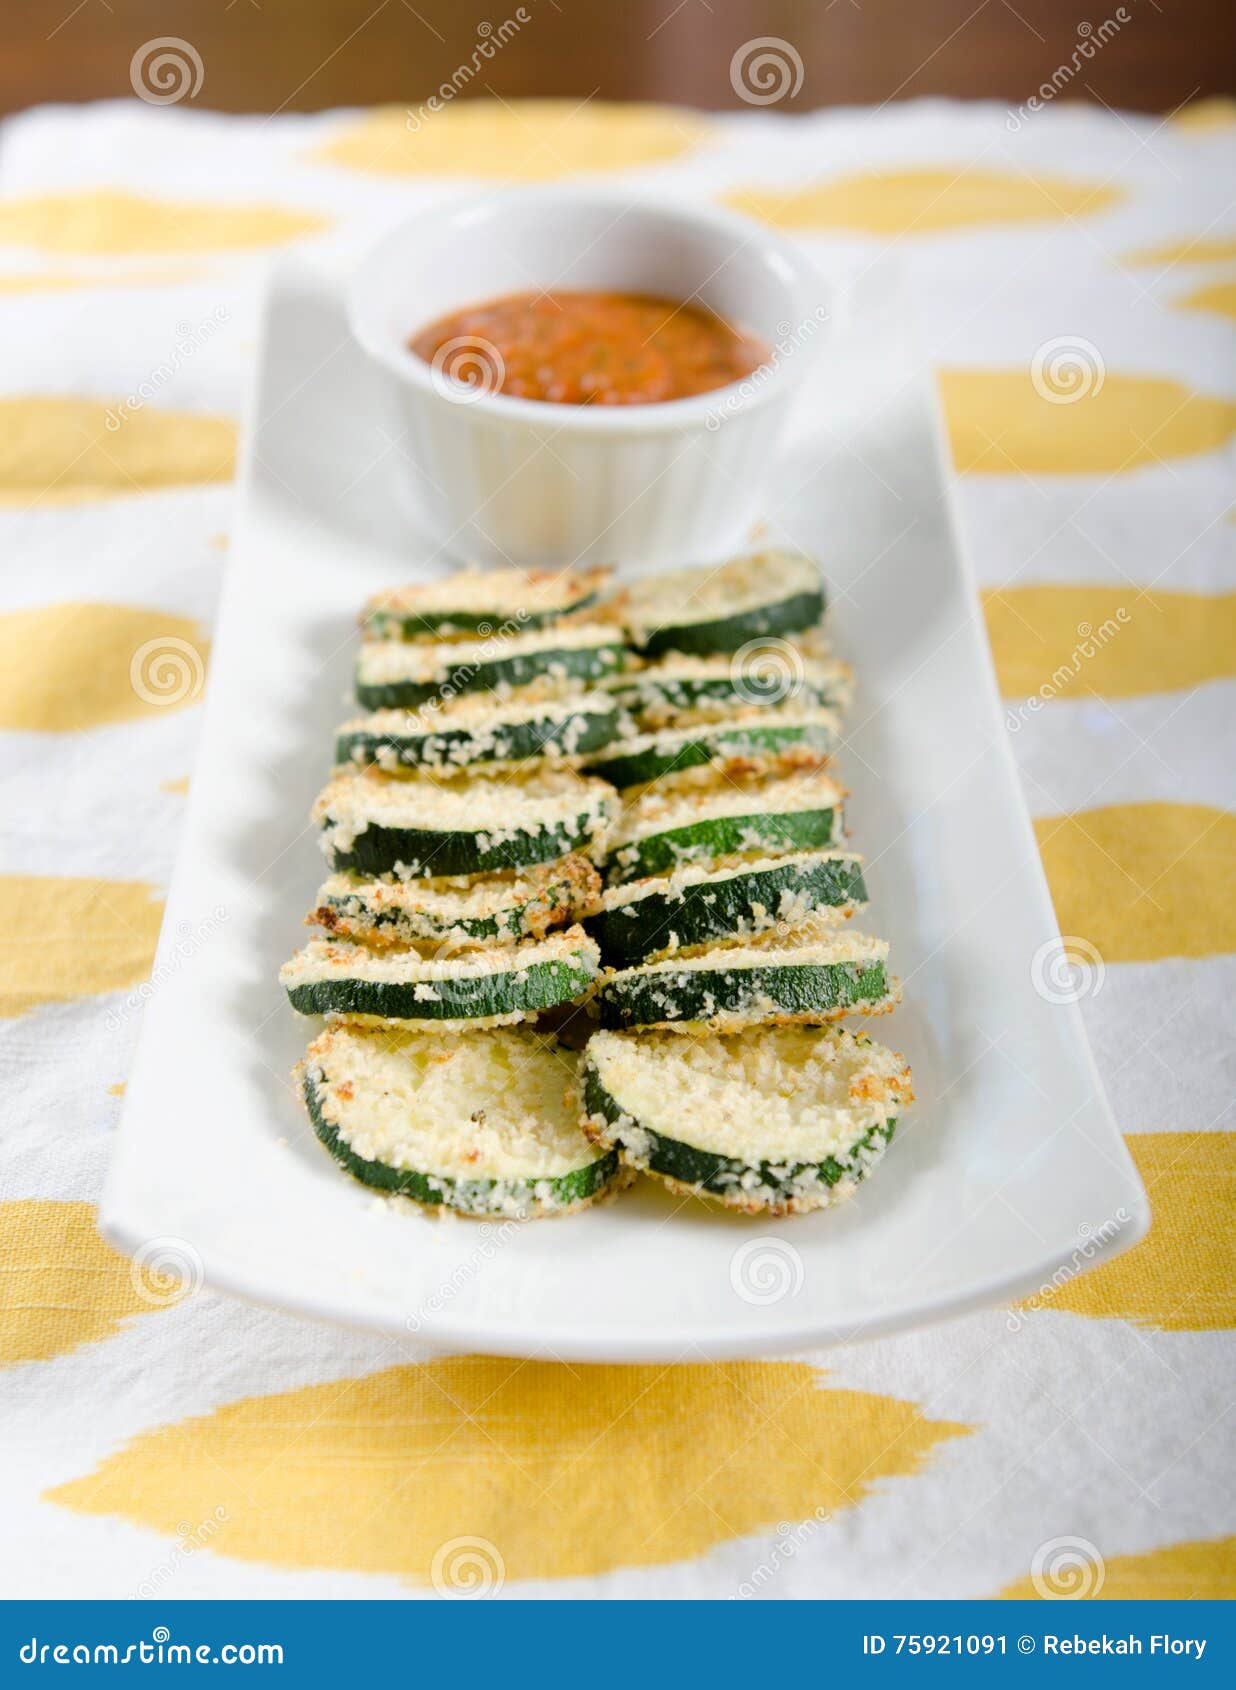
[410,290,768,406]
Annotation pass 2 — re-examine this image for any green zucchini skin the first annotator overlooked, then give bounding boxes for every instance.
[325,816,601,879]
[336,704,621,772]
[286,954,596,1022]
[585,716,836,790]
[636,588,825,659]
[609,670,842,721]
[366,592,599,641]
[313,864,596,948]
[305,1070,619,1215]
[596,958,890,1029]
[582,1064,893,1205]
[316,889,513,945]
[355,642,627,711]
[606,806,842,884]
[585,855,868,966]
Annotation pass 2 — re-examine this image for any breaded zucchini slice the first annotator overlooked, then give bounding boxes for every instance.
[355,624,627,710]
[582,1024,912,1214]
[282,927,600,1029]
[362,565,610,640]
[302,1023,622,1216]
[620,549,825,656]
[605,652,852,726]
[311,857,600,949]
[584,850,867,966]
[605,766,845,884]
[595,928,897,1031]
[584,707,839,790]
[315,765,617,879]
[336,692,622,773]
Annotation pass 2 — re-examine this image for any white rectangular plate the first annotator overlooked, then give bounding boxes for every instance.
[102,256,1149,1360]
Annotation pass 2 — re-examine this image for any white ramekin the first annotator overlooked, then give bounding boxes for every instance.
[346,187,827,571]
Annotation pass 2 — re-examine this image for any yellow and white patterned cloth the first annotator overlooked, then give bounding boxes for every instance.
[0,96,1233,1600]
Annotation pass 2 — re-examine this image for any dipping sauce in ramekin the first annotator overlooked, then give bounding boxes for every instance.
[410,290,769,406]
[347,187,825,564]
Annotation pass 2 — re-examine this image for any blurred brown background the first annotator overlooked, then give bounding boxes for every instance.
[7,0,1234,116]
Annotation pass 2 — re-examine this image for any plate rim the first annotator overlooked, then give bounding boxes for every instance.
[98,1199,1150,1361]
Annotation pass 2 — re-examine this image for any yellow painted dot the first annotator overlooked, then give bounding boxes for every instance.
[0,874,163,1017]
[1018,1135,1236,1332]
[726,168,1120,234]
[1034,804,1236,963]
[939,369,1236,475]
[1002,1534,1236,1599]
[983,587,1236,699]
[1170,97,1236,131]
[0,603,208,732]
[1123,235,1236,267]
[161,776,191,796]
[0,191,327,256]
[47,1357,969,1583]
[1173,279,1236,322]
[0,1201,174,1364]
[0,397,235,504]
[107,1082,126,1097]
[312,100,707,179]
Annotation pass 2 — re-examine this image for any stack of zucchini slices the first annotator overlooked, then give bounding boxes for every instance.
[284,565,630,1218]
[580,547,913,1216]
[282,549,912,1223]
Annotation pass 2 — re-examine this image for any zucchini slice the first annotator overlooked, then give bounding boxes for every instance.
[362,565,611,640]
[585,708,839,790]
[302,1023,622,1217]
[621,550,825,656]
[282,927,600,1028]
[315,765,617,879]
[606,653,852,726]
[582,1025,912,1214]
[355,625,627,710]
[606,767,845,884]
[584,850,868,966]
[596,928,896,1031]
[336,693,623,773]
[311,857,601,949]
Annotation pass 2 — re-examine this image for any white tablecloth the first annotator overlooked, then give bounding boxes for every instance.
[0,94,1232,1599]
